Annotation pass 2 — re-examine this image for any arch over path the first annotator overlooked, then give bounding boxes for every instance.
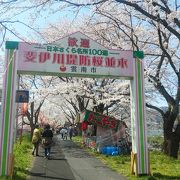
[0,32,149,176]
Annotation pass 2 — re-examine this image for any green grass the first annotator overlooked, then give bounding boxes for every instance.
[150,151,180,179]
[0,134,33,180]
[13,135,33,179]
[148,136,163,145]
[148,136,164,150]
[0,177,11,180]
[73,136,180,180]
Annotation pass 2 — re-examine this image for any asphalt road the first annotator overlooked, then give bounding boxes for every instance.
[27,135,126,180]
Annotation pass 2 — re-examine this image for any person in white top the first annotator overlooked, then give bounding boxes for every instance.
[60,127,68,140]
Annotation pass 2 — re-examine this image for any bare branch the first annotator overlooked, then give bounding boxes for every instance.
[157,24,178,75]
[115,0,180,40]
[54,0,108,7]
[146,103,164,117]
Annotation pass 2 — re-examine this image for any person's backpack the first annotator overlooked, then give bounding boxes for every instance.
[42,137,52,146]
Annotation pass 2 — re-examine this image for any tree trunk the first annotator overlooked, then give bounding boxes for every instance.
[30,127,34,140]
[93,103,104,114]
[30,102,34,139]
[76,95,85,112]
[163,112,180,159]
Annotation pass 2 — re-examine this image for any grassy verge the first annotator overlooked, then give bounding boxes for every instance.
[13,134,33,179]
[0,134,33,180]
[73,136,180,180]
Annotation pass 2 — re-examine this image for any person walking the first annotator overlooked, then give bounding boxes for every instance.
[60,127,68,140]
[31,124,41,156]
[42,124,53,159]
[69,124,74,140]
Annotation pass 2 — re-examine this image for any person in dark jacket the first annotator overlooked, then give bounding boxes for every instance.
[69,124,74,140]
[42,124,53,159]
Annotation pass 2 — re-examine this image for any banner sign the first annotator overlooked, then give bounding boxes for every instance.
[16,90,29,103]
[17,32,133,78]
[83,110,120,131]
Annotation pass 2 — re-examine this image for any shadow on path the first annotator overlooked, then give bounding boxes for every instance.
[27,135,126,180]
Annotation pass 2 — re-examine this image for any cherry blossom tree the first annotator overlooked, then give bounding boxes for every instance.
[77,0,180,158]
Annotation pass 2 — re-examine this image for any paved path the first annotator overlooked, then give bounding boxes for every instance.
[27,135,126,180]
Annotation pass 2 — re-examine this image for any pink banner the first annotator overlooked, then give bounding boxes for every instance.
[17,32,133,78]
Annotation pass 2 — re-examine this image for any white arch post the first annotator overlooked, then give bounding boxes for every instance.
[130,52,150,175]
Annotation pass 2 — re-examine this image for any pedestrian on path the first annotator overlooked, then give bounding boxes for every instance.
[68,124,74,140]
[42,124,53,159]
[31,124,41,156]
[60,127,68,140]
